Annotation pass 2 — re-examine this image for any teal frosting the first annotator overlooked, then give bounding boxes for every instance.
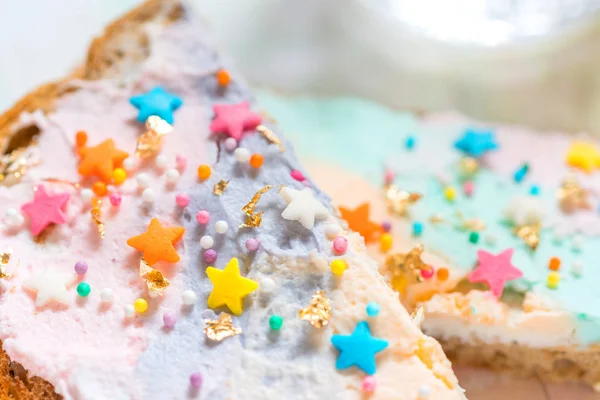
[257,90,600,345]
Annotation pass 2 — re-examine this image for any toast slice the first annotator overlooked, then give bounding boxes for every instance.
[0,1,465,399]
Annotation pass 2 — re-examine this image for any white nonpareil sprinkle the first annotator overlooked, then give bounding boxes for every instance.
[123,157,136,171]
[155,154,168,169]
[142,188,156,204]
[166,168,180,185]
[80,188,94,204]
[100,288,115,303]
[234,148,250,163]
[182,290,197,305]
[572,260,583,276]
[200,235,214,249]
[215,220,229,234]
[136,173,150,189]
[417,385,431,399]
[324,223,342,240]
[124,305,135,318]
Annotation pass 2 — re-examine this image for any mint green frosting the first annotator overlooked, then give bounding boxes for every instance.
[257,90,600,345]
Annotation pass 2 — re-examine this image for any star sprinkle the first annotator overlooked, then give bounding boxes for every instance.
[206,257,259,315]
[566,142,600,173]
[468,248,523,297]
[209,102,262,140]
[127,218,185,265]
[23,270,70,307]
[339,203,381,243]
[279,187,329,229]
[21,185,70,236]
[454,128,498,158]
[129,86,183,124]
[331,321,388,375]
[78,139,129,182]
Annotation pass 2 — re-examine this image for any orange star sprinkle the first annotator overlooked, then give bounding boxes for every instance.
[78,139,129,183]
[339,203,381,243]
[127,218,185,265]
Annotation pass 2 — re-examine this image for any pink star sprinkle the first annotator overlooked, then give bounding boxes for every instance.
[468,248,523,297]
[21,185,70,236]
[209,102,262,140]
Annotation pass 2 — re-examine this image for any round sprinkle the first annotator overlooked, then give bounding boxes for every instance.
[189,372,203,389]
[136,173,150,189]
[112,168,127,185]
[175,154,188,170]
[330,259,347,276]
[420,266,435,280]
[485,233,497,246]
[333,236,348,254]
[245,238,259,252]
[215,220,229,234]
[553,227,566,243]
[405,136,416,150]
[155,154,168,169]
[530,185,540,195]
[224,137,238,151]
[216,69,231,86]
[572,235,584,252]
[366,302,381,317]
[572,260,583,276]
[176,193,190,207]
[269,315,283,330]
[197,164,211,181]
[324,223,342,239]
[548,257,561,271]
[74,261,88,275]
[163,311,177,328]
[412,221,424,237]
[182,290,197,306]
[142,188,156,204]
[123,158,136,171]
[134,298,149,313]
[444,186,456,201]
[196,210,210,224]
[468,231,479,244]
[92,181,107,197]
[124,305,135,318]
[234,148,250,163]
[463,181,474,197]
[200,235,214,249]
[437,267,449,282]
[77,282,91,297]
[362,376,376,393]
[436,172,451,186]
[100,288,115,303]
[75,131,88,147]
[203,249,217,264]
[80,188,94,204]
[249,153,264,168]
[547,271,560,289]
[109,192,122,206]
[290,170,305,181]
[3,208,24,229]
[418,384,431,399]
[381,221,392,233]
[166,168,180,185]
[260,277,276,296]
[380,233,393,252]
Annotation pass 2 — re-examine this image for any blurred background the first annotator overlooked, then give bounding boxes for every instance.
[3,0,600,399]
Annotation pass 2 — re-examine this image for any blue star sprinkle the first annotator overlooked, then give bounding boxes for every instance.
[130,86,183,124]
[331,321,388,375]
[454,128,498,158]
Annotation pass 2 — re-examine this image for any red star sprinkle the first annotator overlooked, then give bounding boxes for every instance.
[209,102,262,141]
[21,185,70,236]
[468,248,523,297]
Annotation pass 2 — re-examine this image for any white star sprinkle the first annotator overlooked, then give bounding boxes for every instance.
[23,271,70,307]
[280,187,329,229]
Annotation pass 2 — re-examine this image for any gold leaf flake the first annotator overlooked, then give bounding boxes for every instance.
[213,179,230,196]
[459,156,479,177]
[411,307,425,328]
[299,290,332,328]
[429,214,445,224]
[514,223,540,251]
[239,185,284,228]
[0,249,12,279]
[91,198,105,238]
[135,116,173,159]
[0,147,38,187]
[384,184,422,217]
[257,125,285,152]
[558,177,591,213]
[204,313,242,341]
[139,259,170,295]
[455,212,486,232]
[383,245,428,294]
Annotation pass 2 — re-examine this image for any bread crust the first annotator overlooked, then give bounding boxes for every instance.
[0,1,182,398]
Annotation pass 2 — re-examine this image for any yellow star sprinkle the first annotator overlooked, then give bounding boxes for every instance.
[206,257,259,315]
[566,142,600,173]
